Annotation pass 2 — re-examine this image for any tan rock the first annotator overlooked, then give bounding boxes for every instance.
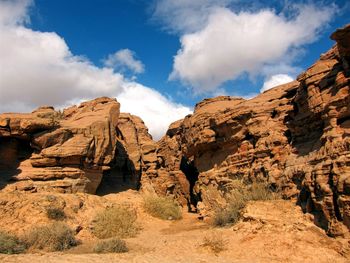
[154,24,350,236]
[0,97,120,194]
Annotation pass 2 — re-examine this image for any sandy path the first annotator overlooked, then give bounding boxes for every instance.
[0,192,349,263]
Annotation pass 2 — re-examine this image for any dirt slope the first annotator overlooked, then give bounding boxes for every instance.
[0,190,348,263]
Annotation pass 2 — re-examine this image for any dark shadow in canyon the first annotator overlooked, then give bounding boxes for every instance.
[180,156,201,212]
[284,98,324,156]
[96,141,139,195]
[0,137,33,190]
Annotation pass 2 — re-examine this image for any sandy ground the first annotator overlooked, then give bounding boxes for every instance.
[0,190,349,263]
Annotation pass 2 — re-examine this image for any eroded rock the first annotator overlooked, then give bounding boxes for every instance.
[151,25,350,236]
[0,97,120,193]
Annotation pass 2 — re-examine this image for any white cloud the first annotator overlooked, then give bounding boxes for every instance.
[168,4,335,93]
[0,25,125,108]
[103,49,145,74]
[0,0,32,26]
[152,0,234,34]
[118,83,191,140]
[0,0,191,140]
[260,74,294,92]
[260,63,301,79]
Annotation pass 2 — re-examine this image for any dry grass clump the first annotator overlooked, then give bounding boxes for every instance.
[46,207,66,220]
[93,238,128,253]
[143,195,182,220]
[213,181,277,227]
[213,191,246,227]
[248,182,276,201]
[91,206,139,239]
[200,232,227,254]
[0,231,26,254]
[25,222,77,251]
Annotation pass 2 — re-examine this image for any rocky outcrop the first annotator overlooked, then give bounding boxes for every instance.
[0,96,187,200]
[151,24,350,236]
[0,97,120,193]
[1,24,349,238]
[115,113,190,206]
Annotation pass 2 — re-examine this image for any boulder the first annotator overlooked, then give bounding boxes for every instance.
[0,97,120,194]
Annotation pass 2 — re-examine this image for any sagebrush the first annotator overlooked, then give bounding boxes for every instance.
[213,181,277,227]
[143,195,182,220]
[91,206,139,239]
[248,182,276,201]
[46,207,66,220]
[93,238,128,253]
[0,231,26,254]
[25,222,77,251]
[201,232,227,254]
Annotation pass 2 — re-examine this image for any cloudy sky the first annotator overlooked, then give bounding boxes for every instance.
[0,0,348,139]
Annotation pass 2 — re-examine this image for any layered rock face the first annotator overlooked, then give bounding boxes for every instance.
[0,98,185,199]
[115,113,190,206]
[0,97,120,193]
[152,25,350,236]
[1,24,349,237]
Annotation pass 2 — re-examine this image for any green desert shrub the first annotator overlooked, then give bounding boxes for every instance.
[25,222,77,251]
[213,181,278,227]
[91,206,139,239]
[93,238,128,253]
[143,195,182,220]
[0,231,26,254]
[46,207,66,220]
[200,233,227,254]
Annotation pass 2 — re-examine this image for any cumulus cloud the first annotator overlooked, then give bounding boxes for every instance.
[152,0,234,34]
[169,4,335,93]
[103,49,145,74]
[260,74,294,92]
[118,83,191,139]
[0,0,32,26]
[0,0,191,140]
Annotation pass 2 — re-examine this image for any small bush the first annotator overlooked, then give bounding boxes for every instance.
[213,181,277,227]
[0,231,26,254]
[213,201,244,227]
[46,207,66,220]
[25,222,77,251]
[143,195,182,220]
[201,233,227,254]
[91,206,139,239]
[213,189,247,227]
[93,238,128,253]
[248,182,275,201]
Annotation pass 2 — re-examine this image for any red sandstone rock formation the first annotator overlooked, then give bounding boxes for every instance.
[0,97,120,193]
[0,24,349,238]
[152,24,350,236]
[0,98,186,201]
[116,113,190,206]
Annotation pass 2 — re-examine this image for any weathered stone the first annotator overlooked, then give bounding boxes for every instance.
[0,97,120,194]
[151,24,350,236]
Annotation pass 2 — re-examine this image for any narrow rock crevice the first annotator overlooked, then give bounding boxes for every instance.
[0,137,33,189]
[180,156,200,211]
[96,141,138,195]
[329,170,343,221]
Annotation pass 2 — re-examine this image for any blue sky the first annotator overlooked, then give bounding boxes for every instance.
[0,0,349,139]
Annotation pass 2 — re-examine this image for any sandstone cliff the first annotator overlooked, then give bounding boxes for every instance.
[0,97,120,193]
[0,25,349,238]
[149,24,350,236]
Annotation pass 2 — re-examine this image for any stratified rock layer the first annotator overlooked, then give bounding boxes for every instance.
[1,24,349,238]
[152,24,350,236]
[0,97,120,193]
[115,113,190,206]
